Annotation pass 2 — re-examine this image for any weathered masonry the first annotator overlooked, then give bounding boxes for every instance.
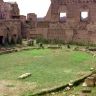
[1,0,96,45]
[0,0,21,45]
[25,0,96,45]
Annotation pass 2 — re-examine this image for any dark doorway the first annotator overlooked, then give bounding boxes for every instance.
[11,34,17,44]
[0,36,3,45]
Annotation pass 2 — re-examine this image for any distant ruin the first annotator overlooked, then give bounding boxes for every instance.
[0,0,21,45]
[1,0,96,45]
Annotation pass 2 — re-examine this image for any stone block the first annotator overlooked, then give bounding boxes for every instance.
[92,74,96,85]
[82,87,91,93]
[18,73,31,79]
[85,76,95,87]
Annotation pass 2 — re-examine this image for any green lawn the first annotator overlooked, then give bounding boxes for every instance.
[0,47,96,95]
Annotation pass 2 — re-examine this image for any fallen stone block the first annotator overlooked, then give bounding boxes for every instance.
[92,74,96,85]
[90,68,94,71]
[51,92,55,95]
[88,48,96,51]
[18,73,31,79]
[68,81,73,87]
[82,82,87,87]
[82,87,91,93]
[85,76,95,87]
[80,93,89,96]
[65,86,71,91]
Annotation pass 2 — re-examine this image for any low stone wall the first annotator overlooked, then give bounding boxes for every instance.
[32,72,93,96]
[0,47,41,55]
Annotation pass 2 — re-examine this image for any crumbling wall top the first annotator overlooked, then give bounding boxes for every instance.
[27,13,37,21]
[51,0,96,4]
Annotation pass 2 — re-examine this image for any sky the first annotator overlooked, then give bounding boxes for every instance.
[4,0,51,17]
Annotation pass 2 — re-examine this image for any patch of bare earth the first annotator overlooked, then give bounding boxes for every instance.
[0,80,37,96]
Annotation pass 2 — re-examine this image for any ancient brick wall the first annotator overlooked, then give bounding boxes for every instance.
[17,0,96,45]
[0,20,21,44]
[24,13,38,39]
[10,2,20,19]
[0,0,21,45]
[0,1,19,20]
[43,0,96,44]
[1,0,96,45]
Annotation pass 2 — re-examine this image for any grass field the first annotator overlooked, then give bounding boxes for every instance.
[0,47,96,95]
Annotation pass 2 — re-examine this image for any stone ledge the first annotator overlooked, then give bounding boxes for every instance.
[0,47,41,55]
[32,72,92,96]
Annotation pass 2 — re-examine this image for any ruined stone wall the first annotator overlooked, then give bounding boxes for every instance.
[23,13,38,39]
[36,21,49,39]
[20,15,26,38]
[20,15,26,22]
[0,0,22,45]
[42,0,96,44]
[1,0,95,45]
[0,20,21,44]
[10,2,20,19]
[0,1,19,20]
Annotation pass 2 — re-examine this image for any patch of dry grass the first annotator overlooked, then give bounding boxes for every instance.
[0,80,37,96]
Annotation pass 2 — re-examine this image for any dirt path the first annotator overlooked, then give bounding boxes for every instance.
[0,80,37,96]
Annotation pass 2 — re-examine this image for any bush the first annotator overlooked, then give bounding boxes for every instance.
[67,44,71,49]
[36,37,50,44]
[39,43,44,49]
[50,39,65,45]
